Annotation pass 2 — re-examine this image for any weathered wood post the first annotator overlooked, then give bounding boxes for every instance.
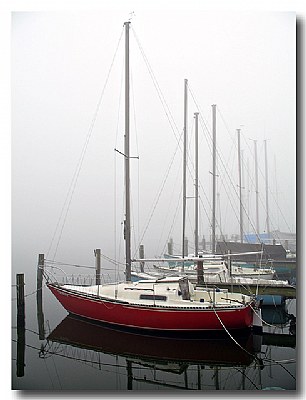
[37,254,44,294]
[94,249,101,285]
[167,238,173,255]
[201,236,206,251]
[16,273,25,377]
[197,255,204,286]
[139,244,145,272]
[126,359,133,390]
[16,274,25,327]
[184,237,188,256]
[37,254,45,340]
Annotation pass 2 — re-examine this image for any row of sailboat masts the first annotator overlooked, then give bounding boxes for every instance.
[123,21,270,283]
[123,23,205,281]
[238,136,271,244]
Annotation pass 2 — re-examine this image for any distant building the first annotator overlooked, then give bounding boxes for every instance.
[244,233,271,244]
[271,230,296,253]
[243,231,296,253]
[216,241,287,262]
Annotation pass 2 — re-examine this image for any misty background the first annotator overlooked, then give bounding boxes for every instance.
[11,10,296,283]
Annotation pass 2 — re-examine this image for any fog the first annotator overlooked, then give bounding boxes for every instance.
[11,9,296,276]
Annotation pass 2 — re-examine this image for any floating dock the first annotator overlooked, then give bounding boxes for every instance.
[196,282,296,298]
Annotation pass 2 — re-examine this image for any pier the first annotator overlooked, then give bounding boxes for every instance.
[196,282,296,298]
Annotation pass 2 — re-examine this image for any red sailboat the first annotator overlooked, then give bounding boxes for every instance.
[47,21,261,333]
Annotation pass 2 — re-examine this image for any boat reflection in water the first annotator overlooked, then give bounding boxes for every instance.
[44,314,265,390]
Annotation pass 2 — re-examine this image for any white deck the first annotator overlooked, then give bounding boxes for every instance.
[61,278,252,309]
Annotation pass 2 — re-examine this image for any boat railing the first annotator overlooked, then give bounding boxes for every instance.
[43,263,123,286]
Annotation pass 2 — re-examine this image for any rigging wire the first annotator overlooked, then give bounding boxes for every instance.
[134,130,184,258]
[131,27,181,147]
[46,27,124,261]
[159,183,183,256]
[156,161,183,256]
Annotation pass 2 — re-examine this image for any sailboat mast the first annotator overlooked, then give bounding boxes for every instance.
[264,139,271,238]
[124,21,131,282]
[254,139,260,238]
[182,78,188,265]
[211,104,217,254]
[237,128,243,242]
[194,112,199,255]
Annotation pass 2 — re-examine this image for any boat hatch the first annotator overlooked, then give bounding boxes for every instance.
[139,294,167,301]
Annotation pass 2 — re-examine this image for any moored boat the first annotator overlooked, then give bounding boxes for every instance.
[48,276,256,331]
[47,21,262,333]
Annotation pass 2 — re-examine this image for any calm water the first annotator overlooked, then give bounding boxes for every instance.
[11,272,296,391]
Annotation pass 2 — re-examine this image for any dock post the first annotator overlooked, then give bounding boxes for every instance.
[184,237,188,256]
[37,254,45,340]
[139,244,145,272]
[94,249,101,285]
[167,238,173,255]
[16,273,25,377]
[126,360,133,390]
[201,236,206,251]
[197,258,204,286]
[16,273,25,327]
[37,254,44,294]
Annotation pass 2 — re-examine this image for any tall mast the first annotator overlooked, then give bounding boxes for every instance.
[254,139,260,238]
[124,21,131,281]
[194,112,199,255]
[182,78,188,265]
[211,104,217,254]
[237,128,243,242]
[264,139,270,237]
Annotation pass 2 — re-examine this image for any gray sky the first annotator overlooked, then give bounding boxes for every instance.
[10,6,297,268]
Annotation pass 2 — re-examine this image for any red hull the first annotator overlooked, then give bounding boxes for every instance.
[48,284,254,331]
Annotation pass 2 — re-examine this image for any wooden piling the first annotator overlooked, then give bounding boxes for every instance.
[37,254,44,294]
[16,273,25,377]
[197,259,204,285]
[139,245,145,272]
[95,249,101,285]
[201,236,206,251]
[167,238,173,255]
[126,359,133,390]
[37,254,45,340]
[16,322,25,377]
[16,274,25,328]
[184,237,188,256]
